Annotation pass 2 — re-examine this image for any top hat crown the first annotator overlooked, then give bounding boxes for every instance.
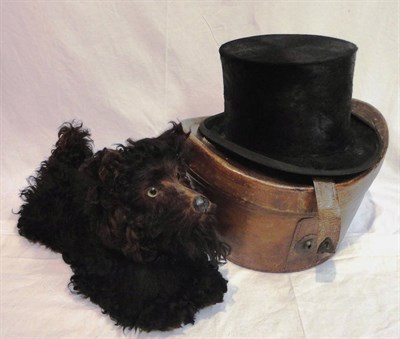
[199,34,382,176]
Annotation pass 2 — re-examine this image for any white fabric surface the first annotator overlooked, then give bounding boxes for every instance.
[1,2,399,338]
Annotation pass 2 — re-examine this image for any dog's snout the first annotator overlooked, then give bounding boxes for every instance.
[193,195,210,213]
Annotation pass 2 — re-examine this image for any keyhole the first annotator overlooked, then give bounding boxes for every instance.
[295,236,315,253]
[304,240,313,250]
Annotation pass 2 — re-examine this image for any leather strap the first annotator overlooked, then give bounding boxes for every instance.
[313,177,342,260]
[285,177,342,271]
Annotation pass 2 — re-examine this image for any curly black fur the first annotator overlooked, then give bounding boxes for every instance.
[17,121,229,332]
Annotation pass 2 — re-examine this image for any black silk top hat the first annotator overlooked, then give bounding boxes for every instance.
[199,34,382,176]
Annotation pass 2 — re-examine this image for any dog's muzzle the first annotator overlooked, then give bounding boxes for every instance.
[193,195,210,213]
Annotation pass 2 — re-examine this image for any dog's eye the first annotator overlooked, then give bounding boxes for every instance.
[146,187,159,198]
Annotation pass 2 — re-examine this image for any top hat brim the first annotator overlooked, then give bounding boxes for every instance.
[199,108,382,177]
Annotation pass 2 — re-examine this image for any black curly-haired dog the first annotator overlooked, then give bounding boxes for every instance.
[17,122,229,332]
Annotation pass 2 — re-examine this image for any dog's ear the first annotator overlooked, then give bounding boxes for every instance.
[80,148,123,182]
[123,223,160,262]
[123,227,145,262]
[156,122,190,154]
[102,224,159,263]
[92,209,145,262]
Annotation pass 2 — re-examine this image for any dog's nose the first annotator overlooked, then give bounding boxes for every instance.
[193,195,210,213]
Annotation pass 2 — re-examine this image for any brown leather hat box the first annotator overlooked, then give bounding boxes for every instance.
[182,35,388,272]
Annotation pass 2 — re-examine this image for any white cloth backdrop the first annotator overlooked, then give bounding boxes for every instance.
[1,2,399,338]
